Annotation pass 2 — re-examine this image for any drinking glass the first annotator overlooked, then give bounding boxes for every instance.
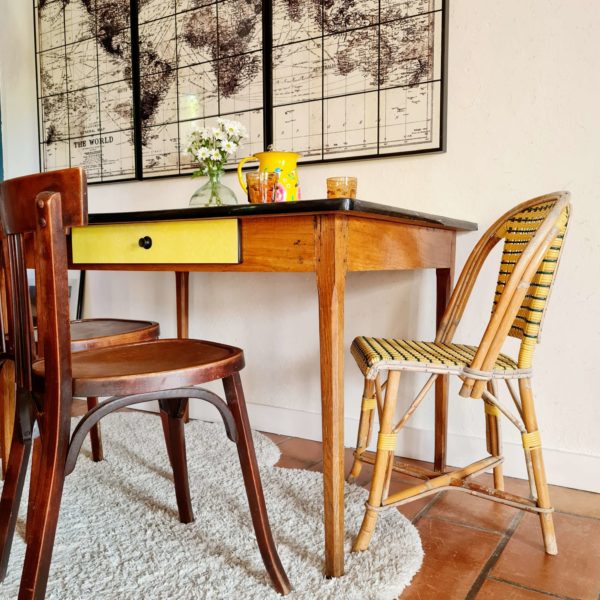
[326,176,358,199]
[246,172,280,203]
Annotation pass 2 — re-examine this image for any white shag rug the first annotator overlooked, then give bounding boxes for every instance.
[0,413,422,599]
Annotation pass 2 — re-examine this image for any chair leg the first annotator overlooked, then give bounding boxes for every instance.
[519,378,557,555]
[0,410,32,581]
[159,409,173,467]
[223,373,291,596]
[26,436,42,545]
[485,382,504,491]
[86,397,104,462]
[382,451,396,499]
[18,420,69,599]
[1,361,16,480]
[348,378,376,483]
[353,370,402,553]
[158,398,194,524]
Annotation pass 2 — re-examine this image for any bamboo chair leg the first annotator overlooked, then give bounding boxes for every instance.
[0,414,32,580]
[353,370,402,553]
[86,397,104,462]
[158,398,194,524]
[381,451,395,499]
[524,447,538,500]
[519,378,557,555]
[223,373,291,596]
[348,378,376,483]
[18,421,69,599]
[485,381,504,491]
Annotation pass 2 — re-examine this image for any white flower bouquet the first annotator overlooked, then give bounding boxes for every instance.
[187,118,247,178]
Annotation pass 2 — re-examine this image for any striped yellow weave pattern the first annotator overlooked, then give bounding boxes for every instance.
[494,202,570,344]
[351,337,518,376]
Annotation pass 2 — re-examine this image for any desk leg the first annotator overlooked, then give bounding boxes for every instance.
[315,215,347,578]
[176,271,190,426]
[176,271,190,339]
[435,266,453,472]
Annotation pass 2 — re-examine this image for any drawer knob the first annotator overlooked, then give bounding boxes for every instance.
[138,236,153,250]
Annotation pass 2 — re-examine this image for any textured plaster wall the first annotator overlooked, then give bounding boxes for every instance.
[1,0,599,490]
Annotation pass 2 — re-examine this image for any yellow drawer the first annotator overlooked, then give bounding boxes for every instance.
[71,219,240,264]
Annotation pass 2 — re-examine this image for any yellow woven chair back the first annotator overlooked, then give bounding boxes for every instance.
[493,200,570,347]
[438,192,571,397]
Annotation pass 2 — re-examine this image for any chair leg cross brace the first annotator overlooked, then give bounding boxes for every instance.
[65,387,237,476]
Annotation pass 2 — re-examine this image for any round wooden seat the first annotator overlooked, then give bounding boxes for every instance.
[33,339,245,397]
[68,318,160,461]
[70,319,159,352]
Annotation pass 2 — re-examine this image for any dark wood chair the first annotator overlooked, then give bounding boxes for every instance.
[67,317,160,460]
[23,318,160,544]
[0,168,291,599]
[0,313,159,473]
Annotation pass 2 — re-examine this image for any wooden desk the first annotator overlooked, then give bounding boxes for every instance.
[3,199,477,577]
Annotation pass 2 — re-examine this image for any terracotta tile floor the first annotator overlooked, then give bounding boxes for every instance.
[263,432,600,600]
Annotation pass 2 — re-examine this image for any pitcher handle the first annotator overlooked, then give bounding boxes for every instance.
[237,156,258,192]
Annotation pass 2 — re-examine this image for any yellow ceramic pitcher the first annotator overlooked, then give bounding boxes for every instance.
[237,150,301,202]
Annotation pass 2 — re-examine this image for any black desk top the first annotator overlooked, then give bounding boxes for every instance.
[88,198,477,232]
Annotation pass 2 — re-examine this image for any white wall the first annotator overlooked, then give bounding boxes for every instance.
[1,0,599,492]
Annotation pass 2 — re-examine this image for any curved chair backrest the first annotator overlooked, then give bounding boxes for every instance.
[493,198,570,348]
[0,168,87,397]
[0,168,87,235]
[435,192,571,398]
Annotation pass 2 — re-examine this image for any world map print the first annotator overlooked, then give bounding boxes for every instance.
[272,0,444,160]
[35,0,445,182]
[136,0,265,177]
[36,0,136,182]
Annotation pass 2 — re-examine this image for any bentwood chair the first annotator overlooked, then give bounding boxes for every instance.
[0,314,160,470]
[0,314,160,541]
[0,187,161,470]
[60,319,160,459]
[0,168,291,598]
[348,192,571,555]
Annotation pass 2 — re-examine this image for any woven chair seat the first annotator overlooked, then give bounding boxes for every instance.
[351,336,521,379]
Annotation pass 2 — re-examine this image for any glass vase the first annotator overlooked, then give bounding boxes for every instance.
[189,170,238,207]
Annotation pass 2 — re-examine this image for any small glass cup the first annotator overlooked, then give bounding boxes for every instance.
[246,172,280,204]
[326,176,358,199]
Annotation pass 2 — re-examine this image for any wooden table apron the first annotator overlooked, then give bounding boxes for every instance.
[4,200,476,578]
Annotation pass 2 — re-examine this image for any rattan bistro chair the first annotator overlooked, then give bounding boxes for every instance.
[0,168,291,599]
[348,192,571,555]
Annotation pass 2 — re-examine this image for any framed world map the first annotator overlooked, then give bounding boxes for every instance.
[34,0,447,183]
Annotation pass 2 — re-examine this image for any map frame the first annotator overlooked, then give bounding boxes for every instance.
[34,0,448,184]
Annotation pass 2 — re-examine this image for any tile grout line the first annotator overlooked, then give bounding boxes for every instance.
[464,510,524,600]
[487,576,578,600]
[553,508,600,522]
[273,435,292,446]
[411,492,443,525]
[427,512,520,537]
